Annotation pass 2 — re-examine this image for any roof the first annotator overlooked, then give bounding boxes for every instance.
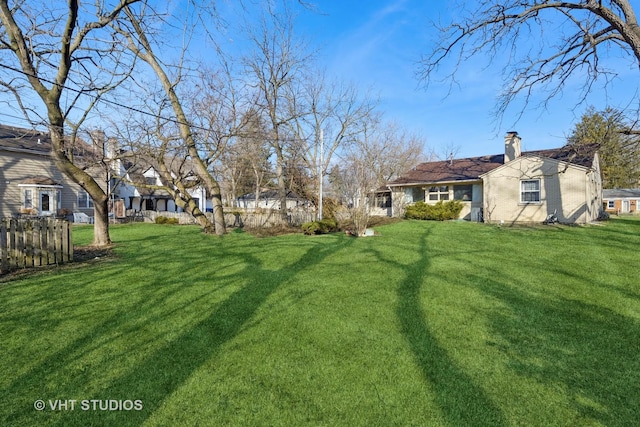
[0,124,52,154]
[388,154,504,186]
[18,176,62,186]
[388,143,599,186]
[603,188,640,199]
[0,123,97,157]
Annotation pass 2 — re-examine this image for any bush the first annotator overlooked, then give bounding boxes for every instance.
[301,218,339,235]
[404,202,430,220]
[405,200,463,221]
[155,216,179,225]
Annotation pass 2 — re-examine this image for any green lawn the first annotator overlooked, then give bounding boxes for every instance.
[1,218,639,426]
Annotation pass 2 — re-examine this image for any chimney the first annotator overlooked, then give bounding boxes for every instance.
[504,131,521,163]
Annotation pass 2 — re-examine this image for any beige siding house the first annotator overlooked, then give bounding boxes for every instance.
[0,124,102,219]
[388,132,603,224]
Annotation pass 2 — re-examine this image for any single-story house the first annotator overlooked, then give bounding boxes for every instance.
[603,188,640,214]
[387,132,603,224]
[0,124,103,219]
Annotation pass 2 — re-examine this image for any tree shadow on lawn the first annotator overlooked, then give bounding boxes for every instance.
[472,273,640,426]
[3,234,354,427]
[366,228,507,426]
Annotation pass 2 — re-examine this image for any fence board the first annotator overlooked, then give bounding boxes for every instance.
[0,218,73,274]
[0,220,7,271]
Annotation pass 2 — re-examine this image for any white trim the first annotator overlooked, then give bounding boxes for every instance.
[17,183,63,189]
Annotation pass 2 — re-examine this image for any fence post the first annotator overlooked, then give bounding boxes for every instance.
[0,219,7,272]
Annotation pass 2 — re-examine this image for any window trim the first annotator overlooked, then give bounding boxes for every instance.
[428,185,450,201]
[453,184,473,201]
[23,189,33,209]
[520,179,541,204]
[78,190,94,209]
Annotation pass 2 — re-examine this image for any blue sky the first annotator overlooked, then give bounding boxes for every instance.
[294,0,639,158]
[1,0,636,160]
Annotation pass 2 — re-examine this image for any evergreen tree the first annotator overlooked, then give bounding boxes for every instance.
[567,107,640,188]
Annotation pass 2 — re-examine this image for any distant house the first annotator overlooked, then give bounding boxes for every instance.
[236,190,311,211]
[603,189,640,214]
[0,124,102,219]
[387,132,603,224]
[110,153,209,216]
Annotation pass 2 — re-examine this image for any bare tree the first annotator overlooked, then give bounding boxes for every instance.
[219,109,272,208]
[419,1,640,120]
[112,94,217,230]
[333,120,427,235]
[285,72,377,218]
[0,0,139,246]
[114,4,227,235]
[242,3,314,220]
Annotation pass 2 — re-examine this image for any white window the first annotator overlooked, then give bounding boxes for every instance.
[429,186,449,201]
[78,190,94,208]
[23,189,33,208]
[607,200,615,209]
[521,180,541,203]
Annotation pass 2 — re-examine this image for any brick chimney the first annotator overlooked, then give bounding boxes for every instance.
[504,131,521,163]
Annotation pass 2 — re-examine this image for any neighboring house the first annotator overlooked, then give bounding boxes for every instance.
[236,190,311,211]
[388,132,603,224]
[110,152,209,216]
[603,189,640,214]
[0,124,102,219]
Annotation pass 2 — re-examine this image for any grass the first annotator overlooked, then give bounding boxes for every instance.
[1,218,639,426]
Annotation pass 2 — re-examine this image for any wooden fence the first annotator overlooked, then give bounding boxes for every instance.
[0,218,73,273]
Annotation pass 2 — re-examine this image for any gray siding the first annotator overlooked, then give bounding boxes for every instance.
[0,149,94,218]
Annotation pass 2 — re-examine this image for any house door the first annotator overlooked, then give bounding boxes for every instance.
[623,200,630,213]
[40,191,53,215]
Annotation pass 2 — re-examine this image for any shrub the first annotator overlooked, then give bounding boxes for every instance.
[155,216,179,225]
[320,197,339,221]
[301,218,338,235]
[405,202,430,220]
[405,200,464,221]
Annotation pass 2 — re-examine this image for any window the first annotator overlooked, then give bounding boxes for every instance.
[23,189,33,208]
[429,186,449,201]
[375,193,391,208]
[78,190,94,208]
[412,188,425,203]
[454,185,473,201]
[521,180,541,203]
[41,192,50,211]
[608,200,615,209]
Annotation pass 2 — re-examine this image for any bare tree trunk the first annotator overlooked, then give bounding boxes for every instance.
[122,6,225,235]
[49,122,111,246]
